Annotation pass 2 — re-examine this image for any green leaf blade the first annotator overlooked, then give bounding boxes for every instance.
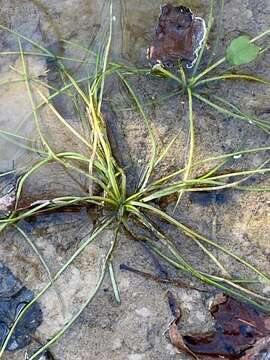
[226,35,260,66]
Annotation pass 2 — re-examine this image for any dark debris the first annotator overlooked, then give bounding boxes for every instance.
[167,292,270,359]
[0,262,43,352]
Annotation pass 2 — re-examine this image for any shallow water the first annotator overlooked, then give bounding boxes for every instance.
[0,0,270,359]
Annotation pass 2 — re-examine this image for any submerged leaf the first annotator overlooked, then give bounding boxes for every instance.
[167,293,270,359]
[148,4,206,68]
[184,295,270,358]
[226,35,260,66]
[240,335,270,359]
[169,322,199,360]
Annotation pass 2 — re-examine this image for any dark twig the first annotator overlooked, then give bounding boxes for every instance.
[120,263,208,293]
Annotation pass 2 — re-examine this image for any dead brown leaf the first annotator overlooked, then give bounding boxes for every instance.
[169,321,199,360]
[167,292,270,360]
[240,335,270,360]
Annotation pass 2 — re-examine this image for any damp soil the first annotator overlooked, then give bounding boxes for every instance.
[0,0,270,359]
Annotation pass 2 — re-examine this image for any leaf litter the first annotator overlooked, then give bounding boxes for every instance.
[167,292,270,359]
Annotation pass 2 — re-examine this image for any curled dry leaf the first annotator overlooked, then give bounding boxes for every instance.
[184,295,270,358]
[148,4,206,68]
[167,292,270,359]
[169,321,199,360]
[167,291,199,359]
[240,335,270,359]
